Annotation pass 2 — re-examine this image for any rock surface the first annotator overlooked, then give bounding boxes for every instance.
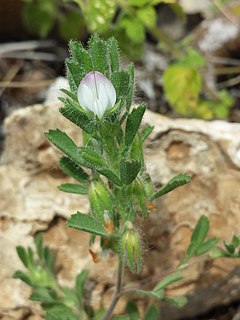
[1,102,240,319]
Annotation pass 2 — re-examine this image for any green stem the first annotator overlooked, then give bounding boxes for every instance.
[102,258,124,320]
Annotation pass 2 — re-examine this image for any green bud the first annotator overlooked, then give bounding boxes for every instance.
[134,180,148,218]
[142,173,154,199]
[121,221,141,273]
[88,178,114,222]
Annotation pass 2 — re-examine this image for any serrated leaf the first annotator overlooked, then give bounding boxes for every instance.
[66,59,84,93]
[67,213,110,238]
[111,70,130,101]
[126,64,135,110]
[45,129,80,164]
[164,296,188,308]
[97,168,122,186]
[107,37,120,74]
[154,272,184,292]
[59,104,93,133]
[120,160,141,185]
[59,156,89,184]
[125,104,146,146]
[88,34,110,76]
[58,183,88,195]
[151,173,190,200]
[69,40,93,73]
[79,147,107,168]
[144,305,159,320]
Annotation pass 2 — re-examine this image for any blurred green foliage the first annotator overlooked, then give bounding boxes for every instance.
[22,0,235,120]
[163,49,234,119]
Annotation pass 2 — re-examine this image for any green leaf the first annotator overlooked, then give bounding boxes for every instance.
[164,296,188,308]
[180,216,211,266]
[125,301,140,320]
[140,125,154,142]
[75,270,89,297]
[45,129,81,164]
[125,64,135,110]
[195,237,219,256]
[58,183,88,195]
[133,289,164,300]
[144,305,160,320]
[67,212,111,238]
[46,305,78,320]
[125,104,146,146]
[232,235,240,248]
[59,104,93,133]
[13,271,32,286]
[16,246,29,269]
[88,34,109,76]
[30,287,56,303]
[120,160,141,185]
[97,168,122,186]
[119,15,145,44]
[178,49,205,69]
[59,156,89,184]
[190,216,209,248]
[137,6,157,28]
[154,272,184,292]
[111,70,130,101]
[79,147,107,168]
[66,59,84,93]
[107,37,121,74]
[34,234,44,262]
[151,173,191,200]
[163,65,201,116]
[69,40,93,74]
[224,241,235,254]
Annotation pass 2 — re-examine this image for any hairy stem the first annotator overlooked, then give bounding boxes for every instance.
[102,258,124,320]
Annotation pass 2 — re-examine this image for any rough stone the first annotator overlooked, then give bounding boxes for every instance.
[1,102,240,319]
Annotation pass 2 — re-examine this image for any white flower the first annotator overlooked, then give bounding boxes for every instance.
[77,71,116,119]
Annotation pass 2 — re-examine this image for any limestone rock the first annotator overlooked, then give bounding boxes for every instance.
[1,102,240,319]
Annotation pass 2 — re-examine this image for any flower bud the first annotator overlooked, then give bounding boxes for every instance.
[77,71,116,119]
[121,221,141,273]
[88,179,114,222]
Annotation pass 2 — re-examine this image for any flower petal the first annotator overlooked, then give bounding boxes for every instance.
[77,71,117,118]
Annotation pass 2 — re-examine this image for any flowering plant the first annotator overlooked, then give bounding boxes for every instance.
[14,35,240,320]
